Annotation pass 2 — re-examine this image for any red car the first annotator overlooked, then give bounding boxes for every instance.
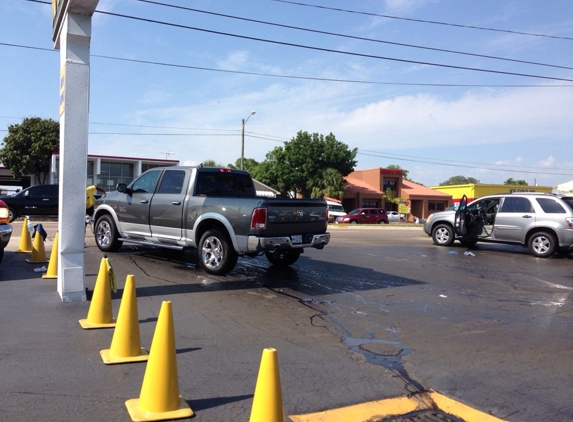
[335,208,389,224]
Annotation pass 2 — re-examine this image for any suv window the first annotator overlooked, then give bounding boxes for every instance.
[536,198,566,214]
[500,197,533,213]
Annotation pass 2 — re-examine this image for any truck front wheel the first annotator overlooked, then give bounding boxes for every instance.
[265,249,301,266]
[199,229,238,275]
[95,214,123,252]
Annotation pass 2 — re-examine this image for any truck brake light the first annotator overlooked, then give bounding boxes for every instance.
[251,208,267,230]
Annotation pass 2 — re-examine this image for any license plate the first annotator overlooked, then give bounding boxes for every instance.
[291,234,302,244]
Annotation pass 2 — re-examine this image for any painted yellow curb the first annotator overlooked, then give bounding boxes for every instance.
[289,390,508,422]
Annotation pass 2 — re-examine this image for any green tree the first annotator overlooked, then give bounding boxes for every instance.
[0,117,59,184]
[202,159,224,167]
[228,157,260,174]
[439,175,480,186]
[381,188,405,210]
[503,178,528,186]
[253,131,357,198]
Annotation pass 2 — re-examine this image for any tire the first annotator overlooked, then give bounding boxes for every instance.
[528,231,556,258]
[95,214,123,252]
[265,249,301,266]
[432,223,455,246]
[198,229,238,275]
[378,219,389,224]
[349,220,358,224]
[0,247,4,264]
[8,208,17,223]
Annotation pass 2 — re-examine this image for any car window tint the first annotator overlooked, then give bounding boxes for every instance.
[28,186,51,197]
[131,170,161,193]
[157,170,186,194]
[370,209,376,215]
[536,198,566,214]
[500,197,534,213]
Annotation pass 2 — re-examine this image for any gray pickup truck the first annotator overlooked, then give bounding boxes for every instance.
[93,166,330,275]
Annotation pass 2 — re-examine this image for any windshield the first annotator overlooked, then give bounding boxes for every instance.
[348,209,360,215]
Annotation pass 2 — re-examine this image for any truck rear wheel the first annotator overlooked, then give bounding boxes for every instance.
[265,249,301,266]
[95,214,123,252]
[199,229,238,275]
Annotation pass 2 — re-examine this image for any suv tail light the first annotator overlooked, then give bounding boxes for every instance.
[251,208,267,230]
[566,217,573,229]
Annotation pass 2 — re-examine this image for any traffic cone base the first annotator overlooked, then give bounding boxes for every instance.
[25,230,48,263]
[125,396,193,422]
[100,347,148,364]
[78,318,116,329]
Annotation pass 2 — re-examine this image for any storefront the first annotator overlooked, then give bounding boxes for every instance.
[430,184,553,209]
[343,168,452,221]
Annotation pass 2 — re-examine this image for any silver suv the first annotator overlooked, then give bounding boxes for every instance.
[424,192,573,257]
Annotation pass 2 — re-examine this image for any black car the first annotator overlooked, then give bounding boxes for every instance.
[0,184,59,222]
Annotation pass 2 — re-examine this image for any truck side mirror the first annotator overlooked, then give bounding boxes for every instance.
[117,183,128,194]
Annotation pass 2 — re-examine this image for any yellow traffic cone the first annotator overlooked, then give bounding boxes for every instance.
[101,275,149,364]
[17,217,33,253]
[79,257,116,329]
[249,348,286,422]
[125,301,193,421]
[42,232,58,279]
[25,229,48,263]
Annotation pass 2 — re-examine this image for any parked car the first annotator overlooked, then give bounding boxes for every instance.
[387,211,405,222]
[335,208,389,224]
[0,184,59,222]
[0,199,13,264]
[424,192,573,257]
[326,200,346,223]
[0,184,103,222]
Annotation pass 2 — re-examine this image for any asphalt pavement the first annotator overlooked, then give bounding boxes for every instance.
[0,220,505,422]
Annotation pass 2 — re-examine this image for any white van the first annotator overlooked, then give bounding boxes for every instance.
[326,200,346,223]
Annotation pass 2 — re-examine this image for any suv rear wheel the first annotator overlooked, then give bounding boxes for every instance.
[528,231,556,258]
[432,223,455,246]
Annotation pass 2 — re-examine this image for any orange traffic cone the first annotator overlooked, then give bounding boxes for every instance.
[101,275,149,364]
[17,217,33,253]
[125,301,193,421]
[26,228,48,263]
[42,232,58,279]
[79,257,116,329]
[249,348,286,422]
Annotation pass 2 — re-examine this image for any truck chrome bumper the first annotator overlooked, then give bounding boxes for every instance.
[248,233,330,252]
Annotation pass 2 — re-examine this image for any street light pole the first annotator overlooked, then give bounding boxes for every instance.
[241,111,256,170]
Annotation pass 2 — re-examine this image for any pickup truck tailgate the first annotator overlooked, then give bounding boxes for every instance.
[264,199,327,236]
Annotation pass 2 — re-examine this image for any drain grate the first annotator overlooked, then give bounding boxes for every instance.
[374,409,466,422]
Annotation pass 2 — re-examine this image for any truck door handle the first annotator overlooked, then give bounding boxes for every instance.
[140,200,149,204]
[522,215,532,218]
[172,201,181,205]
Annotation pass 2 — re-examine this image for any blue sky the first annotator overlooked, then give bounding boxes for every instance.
[1,0,572,187]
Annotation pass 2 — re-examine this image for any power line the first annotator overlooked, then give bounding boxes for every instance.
[133,0,573,72]
[89,8,573,83]
[5,42,571,88]
[270,0,573,42]
[357,151,573,177]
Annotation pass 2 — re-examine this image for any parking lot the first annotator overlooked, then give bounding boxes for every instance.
[1,221,572,421]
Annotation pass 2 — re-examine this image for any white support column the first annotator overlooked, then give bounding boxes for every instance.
[56,12,92,302]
